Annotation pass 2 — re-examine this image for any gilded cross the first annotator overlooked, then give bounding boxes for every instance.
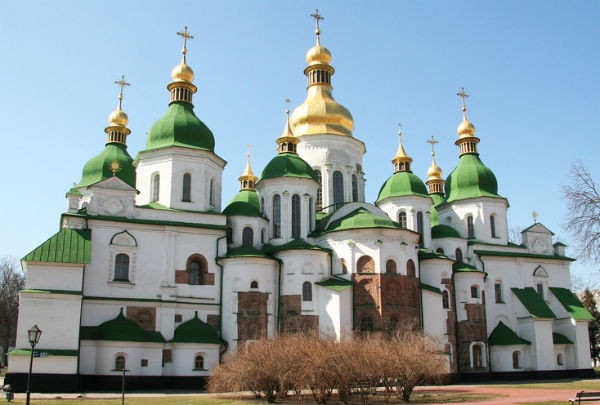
[177,26,194,60]
[457,87,469,112]
[285,98,291,114]
[397,123,403,140]
[114,75,130,109]
[247,144,251,158]
[310,9,324,43]
[427,135,438,156]
[532,210,539,223]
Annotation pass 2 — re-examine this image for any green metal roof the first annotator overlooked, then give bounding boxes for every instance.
[64,212,227,231]
[315,277,354,292]
[376,171,429,202]
[8,349,78,357]
[431,224,460,239]
[77,143,136,188]
[220,246,278,261]
[80,308,166,343]
[474,249,575,261]
[511,287,557,319]
[549,287,593,320]
[171,311,225,345]
[144,101,215,152]
[418,249,451,261]
[23,228,91,264]
[420,283,442,295]
[488,321,531,346]
[21,289,82,295]
[264,238,331,254]
[429,192,446,226]
[137,201,220,215]
[445,154,502,203]
[452,261,485,273]
[321,207,404,234]
[553,332,573,344]
[259,153,317,182]
[222,189,262,217]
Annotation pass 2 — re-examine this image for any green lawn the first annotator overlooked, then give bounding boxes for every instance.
[485,379,600,390]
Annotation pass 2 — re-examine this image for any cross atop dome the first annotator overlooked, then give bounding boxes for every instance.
[427,135,438,157]
[177,26,194,62]
[457,87,470,117]
[310,9,324,44]
[114,75,130,110]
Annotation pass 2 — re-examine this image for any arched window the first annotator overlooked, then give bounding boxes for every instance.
[557,353,564,365]
[341,258,348,274]
[272,194,281,238]
[360,316,374,332]
[333,171,344,207]
[115,355,126,371]
[494,281,503,303]
[466,215,475,239]
[302,281,312,301]
[436,248,445,254]
[455,248,463,263]
[250,280,258,289]
[209,178,216,206]
[398,211,407,229]
[309,197,314,230]
[187,255,207,285]
[182,173,191,202]
[260,197,265,214]
[314,170,322,211]
[406,259,416,277]
[357,255,375,273]
[471,285,479,298]
[536,282,544,298]
[442,290,450,309]
[490,215,497,238]
[385,259,397,274]
[291,194,301,238]
[352,174,358,202]
[151,173,160,202]
[261,229,265,244]
[416,211,424,235]
[512,351,520,369]
[114,253,129,281]
[472,344,483,368]
[242,227,253,247]
[194,355,204,370]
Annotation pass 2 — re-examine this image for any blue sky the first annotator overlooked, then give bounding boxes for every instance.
[1,1,599,284]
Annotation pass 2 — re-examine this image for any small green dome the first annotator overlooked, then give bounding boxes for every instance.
[145,101,214,152]
[429,193,446,226]
[324,207,403,233]
[77,143,136,188]
[223,189,262,217]
[80,308,165,343]
[431,224,460,239]
[260,153,317,181]
[445,154,500,203]
[376,171,428,202]
[171,311,224,344]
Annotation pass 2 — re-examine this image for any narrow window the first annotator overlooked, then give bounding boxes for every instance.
[272,194,281,238]
[357,255,375,273]
[536,282,544,298]
[557,353,564,365]
[495,282,503,303]
[360,317,374,332]
[436,248,445,254]
[455,248,463,263]
[114,253,129,281]
[385,259,397,274]
[512,351,520,369]
[490,215,497,238]
[250,280,258,289]
[406,259,416,277]
[341,258,348,274]
[466,215,475,239]
[291,194,301,238]
[194,355,204,370]
[189,262,201,285]
[471,285,479,298]
[182,173,192,202]
[209,178,215,206]
[472,345,483,368]
[260,197,264,214]
[242,227,253,247]
[151,173,160,202]
[442,290,450,309]
[309,197,314,231]
[352,174,358,202]
[141,359,148,367]
[261,229,265,244]
[314,169,322,211]
[416,211,424,247]
[302,281,312,301]
[398,211,407,229]
[187,255,207,285]
[333,171,344,207]
[115,355,126,370]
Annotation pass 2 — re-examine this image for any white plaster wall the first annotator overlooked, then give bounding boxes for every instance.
[8,355,77,374]
[168,343,220,376]
[80,341,163,375]
[453,273,485,321]
[490,346,530,372]
[575,321,592,368]
[228,216,269,248]
[318,288,340,337]
[377,195,433,249]
[421,290,444,340]
[23,263,83,291]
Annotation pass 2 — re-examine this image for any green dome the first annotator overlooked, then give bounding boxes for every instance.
[145,101,214,152]
[431,224,460,239]
[171,311,224,344]
[77,143,136,188]
[260,153,317,181]
[376,171,428,202]
[223,189,262,217]
[80,308,165,343]
[429,193,446,226]
[445,154,500,203]
[323,207,403,233]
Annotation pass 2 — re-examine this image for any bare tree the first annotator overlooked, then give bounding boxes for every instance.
[0,256,24,367]
[508,226,523,245]
[562,162,600,263]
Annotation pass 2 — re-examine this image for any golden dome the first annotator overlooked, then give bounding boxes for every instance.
[457,117,476,138]
[306,44,332,66]
[290,87,354,137]
[393,139,412,163]
[427,157,443,179]
[171,61,194,83]
[108,107,128,127]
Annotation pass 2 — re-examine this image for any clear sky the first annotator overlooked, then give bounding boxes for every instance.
[1,1,599,285]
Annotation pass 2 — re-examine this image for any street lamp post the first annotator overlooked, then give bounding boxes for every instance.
[25,324,42,405]
[120,367,129,405]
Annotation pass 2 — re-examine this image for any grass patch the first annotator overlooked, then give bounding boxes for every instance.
[484,379,600,390]
[518,402,564,405]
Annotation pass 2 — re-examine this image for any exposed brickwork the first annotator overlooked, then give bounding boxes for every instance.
[352,273,421,332]
[175,270,188,284]
[175,270,215,285]
[279,295,318,333]
[203,272,215,286]
[126,306,156,330]
[457,302,488,373]
[357,256,375,273]
[441,277,458,373]
[207,314,220,331]
[237,291,269,341]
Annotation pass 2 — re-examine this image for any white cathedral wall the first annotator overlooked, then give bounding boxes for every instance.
[453,273,485,321]
[430,238,467,261]
[490,345,531,372]
[23,263,83,291]
[80,341,163,375]
[421,290,444,340]
[8,356,77,374]
[377,196,433,249]
[168,343,220,376]
[228,216,269,248]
